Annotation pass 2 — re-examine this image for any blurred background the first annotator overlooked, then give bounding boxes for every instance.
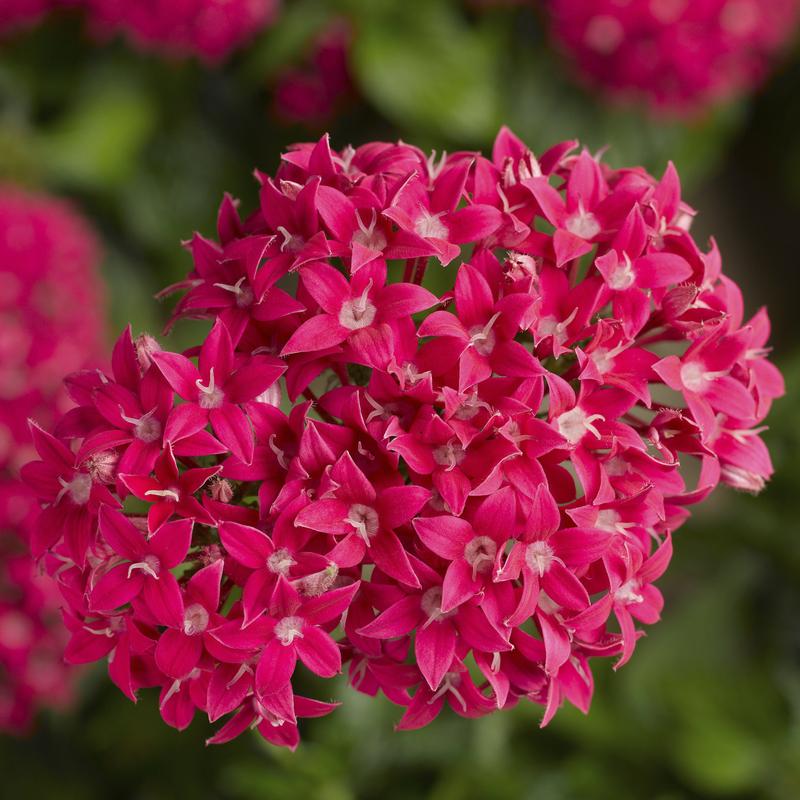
[1,0,799,797]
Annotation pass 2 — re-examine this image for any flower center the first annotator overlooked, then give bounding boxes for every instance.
[183,603,210,636]
[121,408,162,443]
[556,407,605,445]
[608,254,636,291]
[128,554,161,580]
[145,487,180,502]
[345,503,380,545]
[196,367,225,409]
[565,201,601,240]
[274,615,304,646]
[213,277,254,308]
[267,547,296,576]
[615,580,644,605]
[680,361,708,393]
[57,473,92,506]
[464,536,497,579]
[432,440,466,471]
[420,587,455,626]
[352,209,388,252]
[525,541,554,577]
[338,282,377,330]
[414,208,448,240]
[468,312,501,356]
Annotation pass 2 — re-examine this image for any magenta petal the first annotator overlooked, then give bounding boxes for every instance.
[143,572,184,628]
[370,530,421,588]
[414,515,472,559]
[149,518,194,568]
[415,621,456,690]
[543,561,589,611]
[151,351,201,400]
[539,612,571,675]
[218,521,273,568]
[295,627,341,677]
[294,498,351,535]
[98,505,145,560]
[441,558,480,612]
[281,314,348,355]
[357,595,421,639]
[164,402,208,444]
[210,404,254,465]
[377,485,430,528]
[187,560,223,611]
[377,282,438,319]
[155,629,203,679]
[255,639,297,696]
[207,664,252,722]
[302,582,360,625]
[90,564,144,612]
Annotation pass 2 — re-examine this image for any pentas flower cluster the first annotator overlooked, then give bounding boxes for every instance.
[85,0,279,62]
[546,0,800,113]
[0,186,106,731]
[24,130,782,748]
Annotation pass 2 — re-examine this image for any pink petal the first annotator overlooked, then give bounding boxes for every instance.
[142,572,184,628]
[295,627,341,677]
[90,564,143,612]
[281,314,348,355]
[98,505,145,560]
[151,351,201,400]
[155,629,203,678]
[413,515,473,559]
[441,558,480,612]
[255,639,297,696]
[218,521,273,568]
[415,622,456,690]
[149,518,194,569]
[357,595,421,639]
[210,404,255,465]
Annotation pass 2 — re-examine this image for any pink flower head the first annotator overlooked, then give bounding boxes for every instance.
[0,185,108,732]
[23,129,782,747]
[273,20,353,126]
[547,0,800,113]
[85,0,279,62]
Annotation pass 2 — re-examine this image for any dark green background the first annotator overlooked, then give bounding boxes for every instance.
[1,1,799,797]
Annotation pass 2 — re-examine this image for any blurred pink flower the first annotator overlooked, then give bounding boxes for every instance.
[547,0,800,113]
[0,185,107,733]
[85,0,279,62]
[273,21,353,126]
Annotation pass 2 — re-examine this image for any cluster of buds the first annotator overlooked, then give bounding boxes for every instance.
[24,130,782,748]
[0,186,107,731]
[546,0,800,113]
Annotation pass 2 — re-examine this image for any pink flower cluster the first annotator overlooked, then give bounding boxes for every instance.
[85,0,279,62]
[0,0,54,35]
[0,186,107,732]
[546,0,800,113]
[24,130,782,748]
[273,21,353,127]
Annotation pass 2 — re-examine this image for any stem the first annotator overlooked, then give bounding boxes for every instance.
[413,257,428,285]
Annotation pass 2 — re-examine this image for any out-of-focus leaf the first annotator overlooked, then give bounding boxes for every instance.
[35,72,155,187]
[351,0,502,144]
